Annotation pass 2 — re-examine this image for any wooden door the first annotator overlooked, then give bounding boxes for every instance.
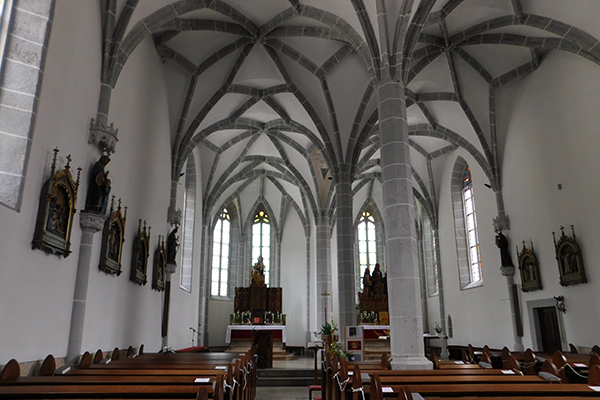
[536,306,561,353]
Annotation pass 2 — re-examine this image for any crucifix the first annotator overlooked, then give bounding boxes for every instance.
[321,290,330,322]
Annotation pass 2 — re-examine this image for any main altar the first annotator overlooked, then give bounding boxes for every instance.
[227,257,291,366]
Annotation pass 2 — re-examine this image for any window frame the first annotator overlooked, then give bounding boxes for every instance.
[211,208,231,298]
[357,210,377,289]
[451,158,483,290]
[251,210,271,286]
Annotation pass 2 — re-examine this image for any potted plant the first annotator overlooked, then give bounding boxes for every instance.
[319,319,338,347]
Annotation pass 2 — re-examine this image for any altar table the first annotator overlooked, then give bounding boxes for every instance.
[225,324,287,344]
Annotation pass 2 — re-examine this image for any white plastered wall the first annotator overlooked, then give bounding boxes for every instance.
[0,1,198,363]
[437,50,600,350]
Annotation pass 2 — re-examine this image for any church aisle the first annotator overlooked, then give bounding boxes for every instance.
[256,386,309,400]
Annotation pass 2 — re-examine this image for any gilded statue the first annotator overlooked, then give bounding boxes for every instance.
[251,256,265,285]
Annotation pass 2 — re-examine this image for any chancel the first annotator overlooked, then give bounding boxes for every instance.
[1,2,600,398]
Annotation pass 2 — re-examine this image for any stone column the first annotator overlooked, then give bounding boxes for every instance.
[335,166,355,341]
[316,213,332,328]
[65,211,105,364]
[377,81,432,369]
[162,263,177,347]
[500,265,524,351]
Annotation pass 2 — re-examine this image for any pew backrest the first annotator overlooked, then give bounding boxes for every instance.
[523,348,537,375]
[589,364,600,385]
[93,349,104,364]
[0,359,20,381]
[369,374,383,400]
[555,350,567,367]
[111,347,120,361]
[39,354,56,376]
[80,351,92,368]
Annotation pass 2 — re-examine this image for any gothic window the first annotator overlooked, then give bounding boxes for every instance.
[179,189,194,292]
[462,168,482,283]
[252,210,270,286]
[357,210,377,289]
[451,158,483,289]
[211,209,230,297]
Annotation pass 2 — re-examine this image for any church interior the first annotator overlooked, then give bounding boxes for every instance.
[1,0,600,394]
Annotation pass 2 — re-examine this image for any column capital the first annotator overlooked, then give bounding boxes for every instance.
[89,118,119,155]
[500,265,516,277]
[166,263,177,275]
[79,211,106,233]
[493,214,510,232]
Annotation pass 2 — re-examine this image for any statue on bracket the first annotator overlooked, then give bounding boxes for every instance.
[32,148,81,257]
[166,225,180,265]
[553,225,586,286]
[99,196,127,276]
[85,155,111,214]
[130,220,150,285]
[152,235,166,291]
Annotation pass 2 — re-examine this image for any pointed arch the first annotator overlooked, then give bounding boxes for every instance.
[451,156,483,290]
[354,199,384,291]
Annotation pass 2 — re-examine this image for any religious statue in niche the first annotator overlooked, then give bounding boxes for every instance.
[32,148,81,257]
[130,220,150,285]
[152,235,166,291]
[553,225,587,286]
[166,225,180,265]
[99,196,127,276]
[251,256,266,286]
[85,155,111,213]
[516,240,542,292]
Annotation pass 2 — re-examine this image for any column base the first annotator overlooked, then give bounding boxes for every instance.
[390,356,433,370]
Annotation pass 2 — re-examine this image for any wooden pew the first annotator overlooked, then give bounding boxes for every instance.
[0,352,236,400]
[0,383,211,399]
[388,383,600,397]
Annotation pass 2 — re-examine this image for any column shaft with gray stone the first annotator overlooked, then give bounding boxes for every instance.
[316,213,332,327]
[66,211,105,364]
[501,264,524,352]
[378,81,432,369]
[335,166,356,340]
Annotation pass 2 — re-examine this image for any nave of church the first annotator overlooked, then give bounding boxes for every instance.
[1,1,600,392]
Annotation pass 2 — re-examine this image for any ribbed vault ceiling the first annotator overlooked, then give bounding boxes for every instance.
[108,0,600,228]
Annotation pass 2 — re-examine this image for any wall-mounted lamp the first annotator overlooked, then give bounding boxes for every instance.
[554,295,566,313]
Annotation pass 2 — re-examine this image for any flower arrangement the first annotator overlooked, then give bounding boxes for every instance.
[319,319,338,335]
[434,321,442,333]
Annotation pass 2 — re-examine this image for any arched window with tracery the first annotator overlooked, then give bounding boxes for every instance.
[357,210,377,289]
[462,168,482,283]
[211,209,230,297]
[252,210,270,286]
[451,157,483,289]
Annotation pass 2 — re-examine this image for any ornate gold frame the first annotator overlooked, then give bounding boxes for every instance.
[516,241,542,292]
[32,148,80,258]
[99,197,127,276]
[152,235,166,291]
[130,220,150,285]
[553,225,587,286]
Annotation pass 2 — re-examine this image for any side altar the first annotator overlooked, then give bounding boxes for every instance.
[355,263,390,360]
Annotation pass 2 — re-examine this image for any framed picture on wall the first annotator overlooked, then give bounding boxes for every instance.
[130,220,150,285]
[32,148,80,258]
[152,235,166,291]
[516,241,542,292]
[99,197,126,276]
[553,225,587,286]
